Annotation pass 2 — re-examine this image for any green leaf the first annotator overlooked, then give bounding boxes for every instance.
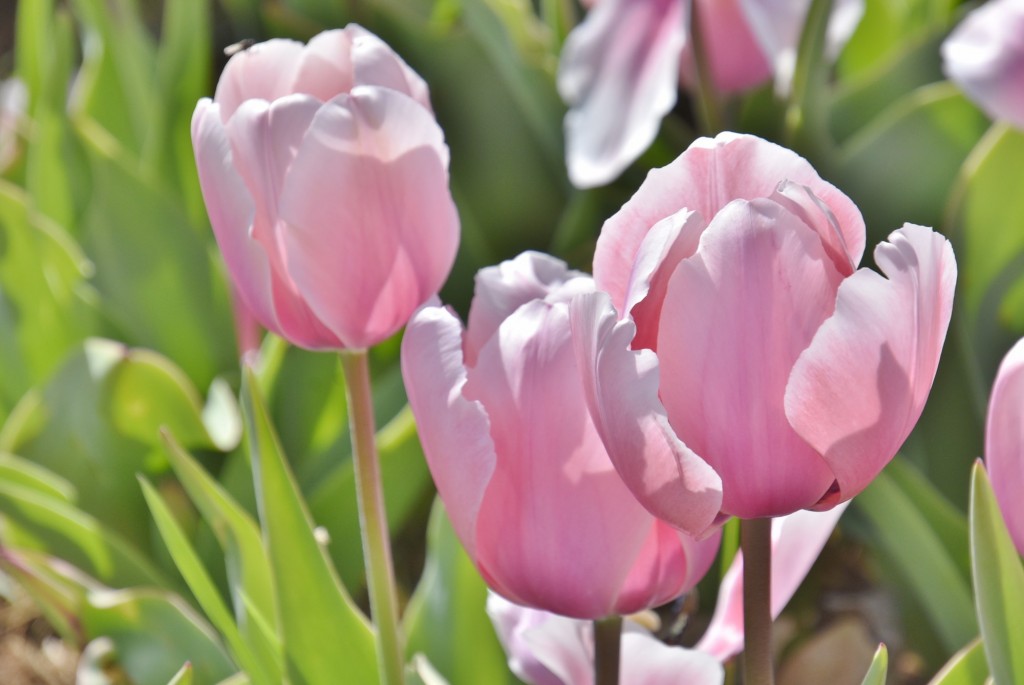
[81,588,235,685]
[141,476,279,685]
[970,461,1024,685]
[834,82,989,243]
[928,639,989,685]
[859,644,888,685]
[855,461,976,652]
[167,662,194,685]
[837,0,957,79]
[404,499,519,685]
[0,451,76,502]
[160,432,279,670]
[0,339,235,546]
[241,368,378,685]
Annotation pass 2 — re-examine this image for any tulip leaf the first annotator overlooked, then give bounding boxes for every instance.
[927,639,989,685]
[241,367,378,685]
[838,0,956,79]
[948,124,1024,385]
[167,663,194,685]
[859,644,888,685]
[969,462,1024,685]
[835,82,988,244]
[80,587,236,685]
[0,339,235,547]
[404,498,521,685]
[140,476,279,685]
[855,461,976,652]
[161,432,276,641]
[0,451,76,503]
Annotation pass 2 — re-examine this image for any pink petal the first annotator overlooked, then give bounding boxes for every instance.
[223,95,344,349]
[614,524,721,614]
[622,209,706,348]
[286,30,356,104]
[400,304,496,560]
[942,0,1024,129]
[569,291,723,536]
[681,0,772,93]
[349,25,433,112]
[785,224,957,502]
[278,87,459,349]
[466,299,657,618]
[594,133,865,316]
[769,180,856,276]
[464,252,592,367]
[622,627,724,685]
[658,199,841,518]
[214,39,306,120]
[557,0,686,188]
[696,503,848,661]
[986,337,1024,554]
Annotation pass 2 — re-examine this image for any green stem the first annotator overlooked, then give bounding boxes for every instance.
[784,0,834,150]
[741,518,774,685]
[689,0,724,135]
[593,615,622,685]
[339,350,404,685]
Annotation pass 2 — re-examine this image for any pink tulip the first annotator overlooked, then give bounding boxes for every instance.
[401,252,721,619]
[985,337,1024,554]
[191,27,459,350]
[487,505,847,684]
[942,0,1024,130]
[572,132,956,526]
[558,0,864,187]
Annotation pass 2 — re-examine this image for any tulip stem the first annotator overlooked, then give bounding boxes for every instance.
[741,517,774,685]
[593,615,622,685]
[340,350,405,685]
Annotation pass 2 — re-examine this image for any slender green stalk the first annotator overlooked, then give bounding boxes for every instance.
[783,0,833,149]
[594,615,622,685]
[689,0,724,135]
[340,350,404,685]
[741,518,774,685]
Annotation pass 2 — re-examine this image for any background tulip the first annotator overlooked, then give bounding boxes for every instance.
[557,0,864,187]
[985,337,1024,555]
[401,251,721,619]
[191,27,459,351]
[942,0,1024,130]
[487,504,847,684]
[573,133,956,524]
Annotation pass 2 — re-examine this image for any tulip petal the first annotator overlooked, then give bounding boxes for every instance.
[942,0,1024,129]
[558,0,685,188]
[658,199,841,517]
[349,25,433,111]
[614,524,721,614]
[278,86,459,349]
[985,337,1024,555]
[570,291,723,536]
[287,30,356,104]
[223,95,344,349]
[466,299,656,618]
[696,503,848,660]
[464,252,592,367]
[681,0,772,93]
[769,180,856,276]
[622,208,706,346]
[786,224,956,502]
[594,133,865,316]
[621,627,724,685]
[400,304,497,560]
[214,39,306,120]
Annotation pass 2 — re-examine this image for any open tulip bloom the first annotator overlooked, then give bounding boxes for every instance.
[571,132,956,529]
[985,337,1024,555]
[402,252,722,620]
[191,26,460,351]
[557,0,864,187]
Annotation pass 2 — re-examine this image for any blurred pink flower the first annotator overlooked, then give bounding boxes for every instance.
[557,0,864,187]
[191,27,459,350]
[401,252,721,619]
[487,504,847,684]
[985,337,1024,554]
[942,0,1024,130]
[572,132,956,526]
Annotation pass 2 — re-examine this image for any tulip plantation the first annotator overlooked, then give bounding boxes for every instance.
[0,0,1023,684]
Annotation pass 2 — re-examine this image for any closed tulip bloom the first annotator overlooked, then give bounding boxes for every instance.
[192,27,459,350]
[942,0,1024,130]
[401,252,722,619]
[572,133,956,526]
[985,337,1024,554]
[558,0,863,187]
[487,504,847,684]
